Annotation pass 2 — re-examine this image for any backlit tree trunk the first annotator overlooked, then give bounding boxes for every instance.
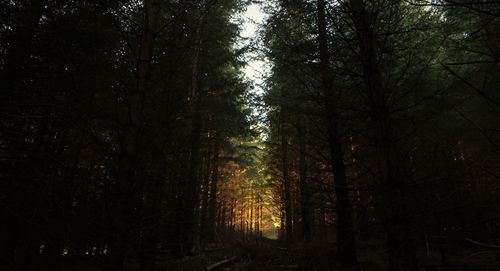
[280,107,293,240]
[298,116,312,242]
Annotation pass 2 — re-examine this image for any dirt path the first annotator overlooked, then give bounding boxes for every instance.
[154,239,337,271]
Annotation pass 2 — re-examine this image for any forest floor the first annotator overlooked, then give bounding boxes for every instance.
[145,238,500,271]
[156,239,347,271]
[20,238,500,271]
[37,239,356,271]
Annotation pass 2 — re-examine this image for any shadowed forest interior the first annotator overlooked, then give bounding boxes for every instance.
[1,0,500,270]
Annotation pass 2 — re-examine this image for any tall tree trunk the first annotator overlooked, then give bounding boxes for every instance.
[207,133,221,242]
[178,0,207,254]
[298,116,312,242]
[139,1,162,270]
[108,0,161,270]
[219,201,227,237]
[350,0,418,270]
[181,74,203,255]
[249,188,254,235]
[200,135,213,243]
[108,153,137,271]
[141,154,163,271]
[280,108,293,241]
[317,0,358,267]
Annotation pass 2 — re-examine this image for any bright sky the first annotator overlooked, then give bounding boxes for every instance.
[240,3,268,96]
[241,4,265,39]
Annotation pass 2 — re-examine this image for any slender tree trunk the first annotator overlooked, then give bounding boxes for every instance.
[319,206,326,243]
[280,206,285,239]
[178,0,207,254]
[298,116,312,242]
[280,107,293,241]
[350,0,418,270]
[240,202,245,234]
[317,0,358,267]
[207,133,221,242]
[258,200,261,236]
[141,154,164,271]
[182,92,203,254]
[108,0,161,270]
[200,136,213,243]
[138,1,162,268]
[259,204,263,237]
[249,189,254,235]
[229,200,235,234]
[220,201,226,237]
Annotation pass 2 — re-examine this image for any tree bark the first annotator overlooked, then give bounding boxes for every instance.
[178,3,208,252]
[108,0,161,270]
[139,1,162,269]
[280,107,293,241]
[180,77,203,255]
[207,133,221,242]
[349,0,418,270]
[317,0,358,267]
[298,116,312,242]
[200,135,213,243]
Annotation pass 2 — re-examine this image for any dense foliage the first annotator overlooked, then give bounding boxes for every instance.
[262,0,500,270]
[0,0,261,270]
